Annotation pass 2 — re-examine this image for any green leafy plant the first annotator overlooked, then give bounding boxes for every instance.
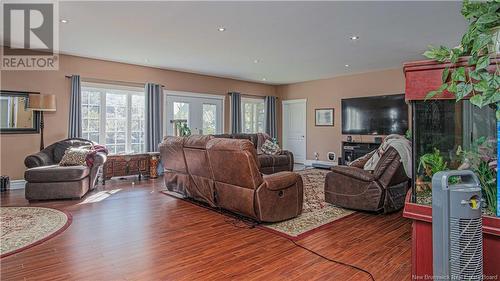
[458,136,497,214]
[176,122,191,137]
[418,148,449,179]
[423,0,499,119]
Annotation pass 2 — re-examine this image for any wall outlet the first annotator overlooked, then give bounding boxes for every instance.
[314,152,319,160]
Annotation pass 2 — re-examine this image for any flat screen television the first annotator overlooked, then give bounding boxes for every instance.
[341,94,408,135]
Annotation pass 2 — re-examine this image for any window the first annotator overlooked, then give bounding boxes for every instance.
[241,97,265,133]
[81,83,145,154]
[202,103,217,135]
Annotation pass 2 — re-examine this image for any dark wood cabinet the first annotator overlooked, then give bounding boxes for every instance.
[103,152,160,183]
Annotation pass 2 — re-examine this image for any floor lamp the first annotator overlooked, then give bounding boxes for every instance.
[28,94,57,150]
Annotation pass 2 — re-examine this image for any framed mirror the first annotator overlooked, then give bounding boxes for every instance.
[0,90,40,134]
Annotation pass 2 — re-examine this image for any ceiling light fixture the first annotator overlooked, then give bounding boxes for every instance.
[349,36,359,41]
[217,27,226,32]
[60,19,69,23]
[345,64,350,68]
[262,78,267,81]
[253,59,260,64]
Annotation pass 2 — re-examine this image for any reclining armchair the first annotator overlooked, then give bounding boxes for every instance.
[324,147,410,213]
[159,135,303,222]
[24,138,107,201]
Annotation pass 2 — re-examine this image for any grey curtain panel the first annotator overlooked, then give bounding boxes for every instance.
[265,96,277,139]
[145,83,163,152]
[230,92,242,134]
[68,75,82,138]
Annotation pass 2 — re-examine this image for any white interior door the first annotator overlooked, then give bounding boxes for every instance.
[165,93,223,136]
[282,99,306,163]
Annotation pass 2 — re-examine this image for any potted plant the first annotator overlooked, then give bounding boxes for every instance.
[422,0,499,216]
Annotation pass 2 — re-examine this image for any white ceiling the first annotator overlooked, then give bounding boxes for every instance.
[56,1,466,85]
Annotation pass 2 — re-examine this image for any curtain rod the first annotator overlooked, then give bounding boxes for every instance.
[228,92,279,99]
[65,75,165,88]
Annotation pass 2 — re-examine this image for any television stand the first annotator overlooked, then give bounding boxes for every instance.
[341,141,380,165]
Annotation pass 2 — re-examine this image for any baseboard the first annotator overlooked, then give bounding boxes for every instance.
[9,180,26,190]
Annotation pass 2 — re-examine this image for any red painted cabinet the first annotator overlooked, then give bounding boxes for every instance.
[403,58,500,280]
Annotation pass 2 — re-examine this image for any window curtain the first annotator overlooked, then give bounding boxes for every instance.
[68,75,82,138]
[265,96,277,139]
[230,92,242,134]
[145,83,163,152]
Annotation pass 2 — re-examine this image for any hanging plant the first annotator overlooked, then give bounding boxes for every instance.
[422,0,499,119]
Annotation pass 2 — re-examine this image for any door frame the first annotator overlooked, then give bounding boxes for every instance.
[282,99,307,164]
[163,90,225,136]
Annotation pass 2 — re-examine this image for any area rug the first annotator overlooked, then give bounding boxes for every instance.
[259,169,355,240]
[0,207,72,258]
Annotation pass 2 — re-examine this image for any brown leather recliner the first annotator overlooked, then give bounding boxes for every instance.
[159,135,303,222]
[324,147,410,213]
[213,133,294,174]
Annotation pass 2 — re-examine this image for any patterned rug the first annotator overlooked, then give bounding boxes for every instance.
[260,169,355,240]
[0,207,72,258]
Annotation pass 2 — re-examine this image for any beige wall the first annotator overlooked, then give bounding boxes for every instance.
[1,54,275,180]
[276,68,406,162]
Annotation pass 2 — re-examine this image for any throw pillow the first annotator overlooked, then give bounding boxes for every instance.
[261,139,281,155]
[256,133,272,155]
[59,147,92,166]
[348,150,376,169]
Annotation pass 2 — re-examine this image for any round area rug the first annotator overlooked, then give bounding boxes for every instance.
[0,207,72,258]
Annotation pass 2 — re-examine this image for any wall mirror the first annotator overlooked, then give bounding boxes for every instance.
[0,90,40,134]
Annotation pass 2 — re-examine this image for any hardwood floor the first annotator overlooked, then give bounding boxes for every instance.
[1,177,411,280]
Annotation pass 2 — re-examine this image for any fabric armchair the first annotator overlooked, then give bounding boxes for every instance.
[324,147,409,213]
[24,138,107,201]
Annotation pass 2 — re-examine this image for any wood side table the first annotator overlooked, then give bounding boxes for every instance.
[102,152,160,184]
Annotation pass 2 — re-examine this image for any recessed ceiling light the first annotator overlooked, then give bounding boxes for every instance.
[217,27,226,32]
[60,19,69,23]
[345,64,350,68]
[349,36,359,41]
[262,78,267,81]
[144,58,149,63]
[253,59,260,64]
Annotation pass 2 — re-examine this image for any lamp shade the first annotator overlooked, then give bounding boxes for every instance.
[28,94,56,111]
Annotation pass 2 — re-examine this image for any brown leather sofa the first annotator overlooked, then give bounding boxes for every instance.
[213,133,294,174]
[324,147,410,213]
[24,138,107,201]
[159,135,303,222]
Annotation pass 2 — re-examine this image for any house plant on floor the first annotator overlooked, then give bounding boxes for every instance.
[422,0,499,217]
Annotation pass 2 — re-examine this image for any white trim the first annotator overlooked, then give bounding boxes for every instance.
[9,180,26,190]
[282,98,307,104]
[282,99,307,164]
[165,91,225,100]
[163,91,225,134]
[82,81,143,92]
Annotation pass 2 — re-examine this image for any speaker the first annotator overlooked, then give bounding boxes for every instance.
[347,135,352,142]
[327,152,336,161]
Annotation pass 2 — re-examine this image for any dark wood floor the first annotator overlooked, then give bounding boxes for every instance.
[0,177,412,280]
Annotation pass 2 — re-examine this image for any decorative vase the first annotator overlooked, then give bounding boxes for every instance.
[150,155,159,179]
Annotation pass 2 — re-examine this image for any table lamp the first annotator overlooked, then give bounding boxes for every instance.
[28,94,56,150]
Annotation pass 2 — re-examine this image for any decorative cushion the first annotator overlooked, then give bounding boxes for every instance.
[261,140,281,155]
[256,133,272,155]
[348,150,376,169]
[59,147,92,166]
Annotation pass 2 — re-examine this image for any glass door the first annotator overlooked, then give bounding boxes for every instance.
[165,94,223,136]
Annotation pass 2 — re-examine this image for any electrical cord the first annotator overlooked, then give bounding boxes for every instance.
[162,190,375,280]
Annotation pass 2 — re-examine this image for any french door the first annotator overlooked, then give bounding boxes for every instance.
[165,93,223,136]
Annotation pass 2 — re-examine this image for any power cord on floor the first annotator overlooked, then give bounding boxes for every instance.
[162,191,375,280]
